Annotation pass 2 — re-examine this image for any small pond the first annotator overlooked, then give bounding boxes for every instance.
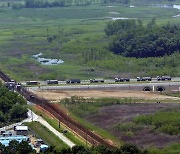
[32,53,64,65]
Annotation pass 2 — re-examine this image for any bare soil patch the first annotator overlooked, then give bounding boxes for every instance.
[31,90,179,101]
[85,103,180,148]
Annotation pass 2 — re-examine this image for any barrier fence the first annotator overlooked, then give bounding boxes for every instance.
[0,70,115,148]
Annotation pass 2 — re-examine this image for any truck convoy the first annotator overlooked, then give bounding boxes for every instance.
[25,75,172,86]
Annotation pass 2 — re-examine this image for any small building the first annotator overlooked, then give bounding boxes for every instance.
[0,135,29,146]
[14,126,28,136]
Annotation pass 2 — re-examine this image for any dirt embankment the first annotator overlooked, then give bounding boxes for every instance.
[30,89,180,101]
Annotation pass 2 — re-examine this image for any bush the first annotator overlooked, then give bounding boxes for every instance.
[134,110,180,135]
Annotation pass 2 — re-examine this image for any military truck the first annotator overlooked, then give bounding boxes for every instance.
[66,79,81,84]
[47,80,58,84]
[157,76,171,81]
[115,77,130,82]
[26,81,40,85]
[137,77,152,81]
[89,78,104,83]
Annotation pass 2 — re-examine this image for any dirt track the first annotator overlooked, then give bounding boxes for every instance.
[31,89,179,101]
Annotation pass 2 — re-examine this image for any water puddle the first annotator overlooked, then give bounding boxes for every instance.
[108,12,120,15]
[107,17,137,20]
[130,5,135,8]
[106,6,117,8]
[172,14,180,17]
[32,52,64,65]
[173,4,180,9]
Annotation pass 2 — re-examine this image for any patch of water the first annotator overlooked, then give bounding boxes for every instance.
[173,4,180,10]
[107,17,137,20]
[106,6,117,8]
[32,52,64,65]
[130,5,135,8]
[108,11,120,15]
[173,5,180,18]
[172,14,180,17]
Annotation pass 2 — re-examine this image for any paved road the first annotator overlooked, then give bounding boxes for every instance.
[34,115,75,148]
[0,109,38,131]
[29,109,75,148]
[21,77,180,86]
[0,109,75,148]
[28,81,180,91]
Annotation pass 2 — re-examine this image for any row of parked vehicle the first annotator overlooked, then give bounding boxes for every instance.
[25,76,172,85]
[66,78,105,84]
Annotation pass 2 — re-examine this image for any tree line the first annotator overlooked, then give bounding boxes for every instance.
[0,141,146,154]
[105,19,180,58]
[0,83,27,127]
[11,0,130,9]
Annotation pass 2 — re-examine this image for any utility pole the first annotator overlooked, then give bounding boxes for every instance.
[59,120,60,128]
[86,129,87,147]
[47,27,49,37]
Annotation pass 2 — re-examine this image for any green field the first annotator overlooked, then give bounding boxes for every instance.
[0,2,179,80]
[60,97,180,152]
[26,121,69,150]
[30,105,87,146]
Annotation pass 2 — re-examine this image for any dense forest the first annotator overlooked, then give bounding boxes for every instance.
[0,83,27,127]
[105,19,180,58]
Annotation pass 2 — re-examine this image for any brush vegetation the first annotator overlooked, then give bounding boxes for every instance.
[0,1,179,80]
[134,109,180,135]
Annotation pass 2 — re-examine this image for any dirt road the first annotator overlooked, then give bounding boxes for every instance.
[30,89,179,101]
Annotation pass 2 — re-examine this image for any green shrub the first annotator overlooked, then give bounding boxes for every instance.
[134,110,180,135]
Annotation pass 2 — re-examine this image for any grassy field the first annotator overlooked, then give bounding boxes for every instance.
[60,97,180,151]
[165,92,180,98]
[59,97,160,146]
[26,121,68,150]
[30,105,87,146]
[0,3,179,80]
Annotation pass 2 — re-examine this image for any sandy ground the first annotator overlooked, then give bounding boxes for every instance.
[30,89,180,101]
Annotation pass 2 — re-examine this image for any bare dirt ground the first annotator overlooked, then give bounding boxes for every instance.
[30,90,180,101]
[85,103,180,148]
